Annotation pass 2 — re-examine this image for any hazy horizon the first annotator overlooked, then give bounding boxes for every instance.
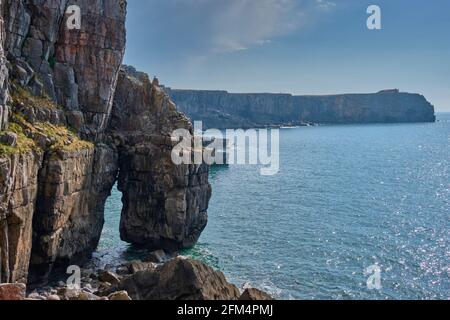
[124,0,450,112]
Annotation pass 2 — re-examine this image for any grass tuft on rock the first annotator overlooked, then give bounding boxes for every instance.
[11,84,61,110]
[34,122,94,152]
[1,84,92,157]
[0,122,37,155]
[0,114,93,156]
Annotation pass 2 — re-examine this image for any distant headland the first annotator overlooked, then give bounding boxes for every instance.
[165,88,436,129]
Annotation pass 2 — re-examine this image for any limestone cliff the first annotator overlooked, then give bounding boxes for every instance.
[167,89,436,129]
[0,0,211,286]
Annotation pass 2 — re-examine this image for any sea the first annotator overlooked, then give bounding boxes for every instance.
[93,113,450,300]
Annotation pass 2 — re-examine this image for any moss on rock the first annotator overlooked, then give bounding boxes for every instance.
[11,83,61,110]
[0,113,93,156]
[0,122,37,155]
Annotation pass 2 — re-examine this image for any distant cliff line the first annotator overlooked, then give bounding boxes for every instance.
[165,88,436,129]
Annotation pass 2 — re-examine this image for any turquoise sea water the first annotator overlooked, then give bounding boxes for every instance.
[95,113,450,300]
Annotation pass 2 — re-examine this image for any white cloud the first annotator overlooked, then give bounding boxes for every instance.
[209,0,303,53]
[205,0,337,53]
[316,0,336,10]
[140,0,336,56]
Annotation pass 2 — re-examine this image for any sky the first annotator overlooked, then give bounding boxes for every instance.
[124,0,450,112]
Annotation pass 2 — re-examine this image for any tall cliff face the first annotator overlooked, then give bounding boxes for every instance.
[0,0,127,285]
[4,0,126,139]
[0,1,210,286]
[167,89,436,129]
[0,152,42,283]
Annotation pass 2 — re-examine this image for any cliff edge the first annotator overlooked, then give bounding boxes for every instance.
[167,89,436,129]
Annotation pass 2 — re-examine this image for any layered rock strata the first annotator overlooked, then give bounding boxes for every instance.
[167,89,436,129]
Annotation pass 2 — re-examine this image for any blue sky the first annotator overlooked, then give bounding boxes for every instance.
[124,0,450,111]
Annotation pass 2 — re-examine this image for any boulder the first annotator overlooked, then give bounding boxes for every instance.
[144,250,168,263]
[0,283,26,300]
[111,258,240,300]
[76,291,102,301]
[239,288,274,301]
[98,270,121,286]
[27,292,46,300]
[0,132,18,147]
[108,291,132,301]
[127,260,156,274]
[57,287,101,301]
[57,288,82,300]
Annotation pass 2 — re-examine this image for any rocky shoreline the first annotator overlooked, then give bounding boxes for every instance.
[1,252,273,301]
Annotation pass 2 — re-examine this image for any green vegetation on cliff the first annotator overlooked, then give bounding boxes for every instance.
[0,87,93,156]
[11,83,62,110]
[0,122,36,155]
[35,122,94,152]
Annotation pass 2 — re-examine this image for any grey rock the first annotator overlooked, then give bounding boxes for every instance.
[116,265,131,276]
[95,282,113,297]
[56,288,82,301]
[83,283,94,293]
[108,291,132,301]
[110,258,241,301]
[98,270,121,286]
[66,111,84,131]
[127,260,156,274]
[76,291,101,301]
[239,288,274,301]
[144,250,168,263]
[0,132,17,147]
[27,292,46,300]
